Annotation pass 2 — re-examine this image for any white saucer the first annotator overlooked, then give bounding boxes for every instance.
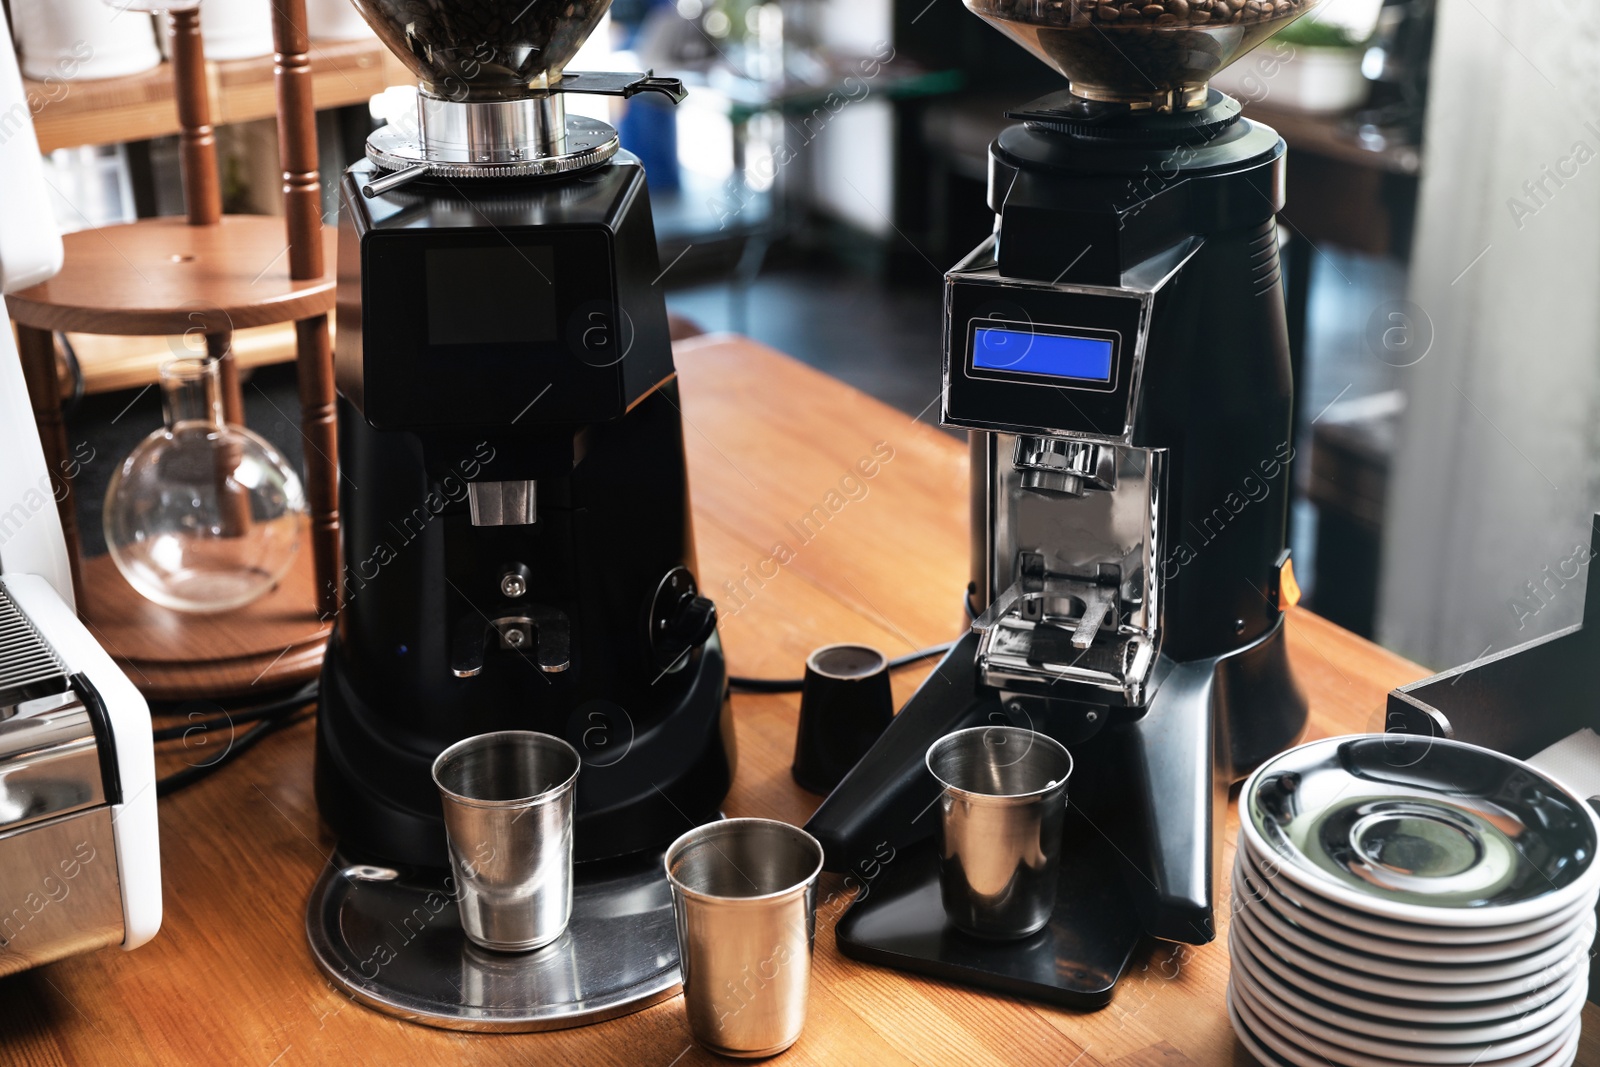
[1231,852,1591,963]
[1239,736,1600,928]
[1236,838,1596,945]
[1229,921,1580,1026]
[1229,925,1589,1046]
[1228,992,1581,1067]
[1232,857,1596,983]
[1230,978,1580,1067]
[1231,947,1583,1062]
[1232,899,1589,1003]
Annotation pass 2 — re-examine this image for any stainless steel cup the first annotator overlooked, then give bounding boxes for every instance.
[665,818,824,1058]
[926,725,1073,939]
[431,730,580,952]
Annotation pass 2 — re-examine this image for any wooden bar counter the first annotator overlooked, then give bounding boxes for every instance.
[3,335,1593,1066]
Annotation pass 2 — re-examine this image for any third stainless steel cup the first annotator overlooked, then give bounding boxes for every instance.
[926,725,1073,938]
[665,818,824,1057]
[431,730,580,952]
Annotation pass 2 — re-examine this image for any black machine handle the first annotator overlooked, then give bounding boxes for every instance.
[557,71,688,104]
[1116,657,1225,944]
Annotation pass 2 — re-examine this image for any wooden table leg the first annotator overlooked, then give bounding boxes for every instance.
[273,0,339,621]
[295,314,340,620]
[15,325,85,604]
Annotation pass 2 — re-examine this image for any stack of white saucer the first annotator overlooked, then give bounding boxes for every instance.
[1228,735,1600,1067]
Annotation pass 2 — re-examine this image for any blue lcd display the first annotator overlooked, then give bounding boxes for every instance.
[971,326,1114,383]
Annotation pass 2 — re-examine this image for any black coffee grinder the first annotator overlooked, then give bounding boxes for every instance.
[808,0,1318,1006]
[306,1,736,1030]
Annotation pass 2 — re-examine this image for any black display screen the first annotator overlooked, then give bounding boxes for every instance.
[425,244,556,345]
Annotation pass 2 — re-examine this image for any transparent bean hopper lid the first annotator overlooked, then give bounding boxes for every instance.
[965,0,1323,113]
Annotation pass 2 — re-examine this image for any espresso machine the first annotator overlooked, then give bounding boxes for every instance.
[809,0,1315,1006]
[306,0,732,1029]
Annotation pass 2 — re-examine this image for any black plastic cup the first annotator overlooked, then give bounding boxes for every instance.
[791,644,895,794]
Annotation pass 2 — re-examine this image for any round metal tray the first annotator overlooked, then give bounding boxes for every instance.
[366,115,619,179]
[306,852,681,1031]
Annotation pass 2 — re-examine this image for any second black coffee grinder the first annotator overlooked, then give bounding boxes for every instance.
[809,0,1320,1006]
[306,0,735,1031]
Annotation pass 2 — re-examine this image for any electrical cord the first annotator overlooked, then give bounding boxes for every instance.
[151,682,318,796]
[148,594,981,789]
[728,640,958,693]
[155,709,315,797]
[728,590,979,693]
[149,681,318,741]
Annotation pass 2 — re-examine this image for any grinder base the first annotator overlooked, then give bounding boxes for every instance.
[835,806,1143,1009]
[306,849,682,1031]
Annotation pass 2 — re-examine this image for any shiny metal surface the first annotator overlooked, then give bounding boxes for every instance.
[1013,436,1117,497]
[0,691,104,832]
[420,93,568,162]
[432,731,579,952]
[305,850,682,1031]
[367,112,618,178]
[0,805,123,977]
[360,162,431,198]
[926,726,1072,939]
[975,442,1164,705]
[666,819,823,1058]
[1242,735,1600,925]
[467,480,537,526]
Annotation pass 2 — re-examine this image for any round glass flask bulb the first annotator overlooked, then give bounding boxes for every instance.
[104,357,306,614]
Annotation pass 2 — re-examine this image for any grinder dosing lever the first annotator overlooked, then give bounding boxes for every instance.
[452,608,571,678]
[974,573,1119,652]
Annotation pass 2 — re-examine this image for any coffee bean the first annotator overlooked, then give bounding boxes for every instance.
[969,0,1308,99]
[359,0,609,99]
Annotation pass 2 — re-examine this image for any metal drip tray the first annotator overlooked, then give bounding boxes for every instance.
[306,851,681,1031]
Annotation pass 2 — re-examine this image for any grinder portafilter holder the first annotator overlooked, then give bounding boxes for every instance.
[792,644,896,794]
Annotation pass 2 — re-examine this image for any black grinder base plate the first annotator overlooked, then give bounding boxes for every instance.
[834,808,1145,1009]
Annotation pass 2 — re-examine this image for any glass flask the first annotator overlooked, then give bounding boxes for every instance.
[104,357,306,613]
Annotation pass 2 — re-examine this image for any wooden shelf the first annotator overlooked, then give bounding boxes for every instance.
[26,37,412,154]
[57,317,334,398]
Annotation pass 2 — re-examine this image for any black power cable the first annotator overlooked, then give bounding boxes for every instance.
[152,682,318,796]
[150,682,318,741]
[728,640,957,694]
[148,592,981,792]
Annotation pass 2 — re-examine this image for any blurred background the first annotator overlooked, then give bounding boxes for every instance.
[11,0,1600,673]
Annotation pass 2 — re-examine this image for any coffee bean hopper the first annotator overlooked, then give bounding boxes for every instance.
[806,0,1321,1007]
[305,0,733,1030]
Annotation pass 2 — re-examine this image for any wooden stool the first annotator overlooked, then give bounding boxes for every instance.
[6,0,340,700]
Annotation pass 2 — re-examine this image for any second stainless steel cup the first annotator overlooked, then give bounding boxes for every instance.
[431,730,580,952]
[665,818,824,1058]
[926,725,1073,939]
